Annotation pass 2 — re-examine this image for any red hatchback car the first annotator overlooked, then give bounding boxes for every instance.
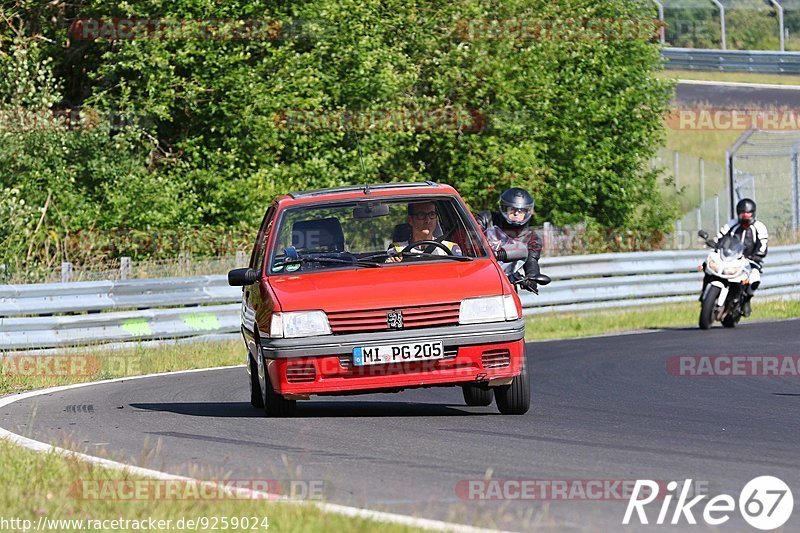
[228,182,530,416]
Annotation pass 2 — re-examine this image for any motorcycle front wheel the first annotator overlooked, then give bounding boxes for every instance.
[699,285,721,330]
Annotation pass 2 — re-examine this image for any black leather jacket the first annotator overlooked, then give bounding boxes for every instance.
[476,211,542,276]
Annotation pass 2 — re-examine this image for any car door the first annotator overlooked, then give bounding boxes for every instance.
[242,203,277,348]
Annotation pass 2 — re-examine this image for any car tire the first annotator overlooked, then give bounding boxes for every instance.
[496,357,530,415]
[249,353,264,408]
[462,384,494,407]
[256,349,296,417]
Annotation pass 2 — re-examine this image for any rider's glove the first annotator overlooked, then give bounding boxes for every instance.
[494,248,508,262]
[520,279,538,293]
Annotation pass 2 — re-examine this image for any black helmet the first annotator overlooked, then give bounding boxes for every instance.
[736,198,756,226]
[499,188,534,226]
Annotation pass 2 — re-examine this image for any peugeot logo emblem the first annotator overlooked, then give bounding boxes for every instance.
[387,310,403,329]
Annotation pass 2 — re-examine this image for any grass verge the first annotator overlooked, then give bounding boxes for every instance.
[0,440,415,533]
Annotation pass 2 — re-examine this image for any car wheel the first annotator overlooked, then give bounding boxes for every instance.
[248,353,264,408]
[462,384,494,406]
[256,348,296,417]
[496,357,530,415]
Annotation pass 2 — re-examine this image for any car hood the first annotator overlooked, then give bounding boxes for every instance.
[268,259,503,312]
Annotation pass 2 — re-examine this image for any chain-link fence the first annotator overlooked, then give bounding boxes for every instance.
[652,148,730,247]
[729,129,800,242]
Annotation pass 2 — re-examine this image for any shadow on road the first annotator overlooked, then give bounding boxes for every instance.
[130,401,492,418]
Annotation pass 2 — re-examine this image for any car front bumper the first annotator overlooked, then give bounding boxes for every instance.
[259,319,526,395]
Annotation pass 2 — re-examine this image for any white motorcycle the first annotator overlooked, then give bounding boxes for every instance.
[697,230,757,329]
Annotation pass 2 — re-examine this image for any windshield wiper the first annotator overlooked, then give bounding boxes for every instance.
[274,257,382,269]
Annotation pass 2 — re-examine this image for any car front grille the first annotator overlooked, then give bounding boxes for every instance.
[327,303,460,334]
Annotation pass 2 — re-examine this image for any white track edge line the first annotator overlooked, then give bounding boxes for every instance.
[0,366,504,533]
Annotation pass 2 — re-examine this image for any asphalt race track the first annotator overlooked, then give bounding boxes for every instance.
[3,319,800,532]
[674,81,800,108]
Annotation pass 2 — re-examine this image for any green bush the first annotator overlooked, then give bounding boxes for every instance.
[1,0,676,276]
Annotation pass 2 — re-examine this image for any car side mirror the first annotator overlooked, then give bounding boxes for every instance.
[532,273,551,286]
[228,268,259,286]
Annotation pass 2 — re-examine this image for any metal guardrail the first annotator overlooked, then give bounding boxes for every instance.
[662,47,800,74]
[523,245,800,314]
[2,245,799,349]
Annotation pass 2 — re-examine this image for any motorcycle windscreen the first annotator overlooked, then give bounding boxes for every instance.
[719,235,744,261]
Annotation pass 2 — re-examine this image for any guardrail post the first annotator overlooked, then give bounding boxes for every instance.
[178,252,190,275]
[236,250,248,268]
[61,261,73,283]
[120,256,131,280]
[542,222,552,253]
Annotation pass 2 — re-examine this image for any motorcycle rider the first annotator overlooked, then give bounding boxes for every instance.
[711,198,768,317]
[476,187,542,292]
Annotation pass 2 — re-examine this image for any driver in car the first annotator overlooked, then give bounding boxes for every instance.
[386,201,462,262]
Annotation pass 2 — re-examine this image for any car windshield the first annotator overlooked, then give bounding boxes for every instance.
[719,234,744,261]
[268,196,488,274]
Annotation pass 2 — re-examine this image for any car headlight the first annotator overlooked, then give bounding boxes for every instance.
[459,295,519,325]
[270,311,331,338]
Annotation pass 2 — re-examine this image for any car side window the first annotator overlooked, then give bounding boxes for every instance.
[250,205,276,271]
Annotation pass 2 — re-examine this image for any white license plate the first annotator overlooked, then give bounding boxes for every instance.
[353,341,445,366]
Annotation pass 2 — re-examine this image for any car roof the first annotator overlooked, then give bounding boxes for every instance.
[276,181,459,207]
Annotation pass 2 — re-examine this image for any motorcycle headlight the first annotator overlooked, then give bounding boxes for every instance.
[459,295,519,325]
[270,311,331,338]
[707,258,719,272]
[723,266,743,276]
